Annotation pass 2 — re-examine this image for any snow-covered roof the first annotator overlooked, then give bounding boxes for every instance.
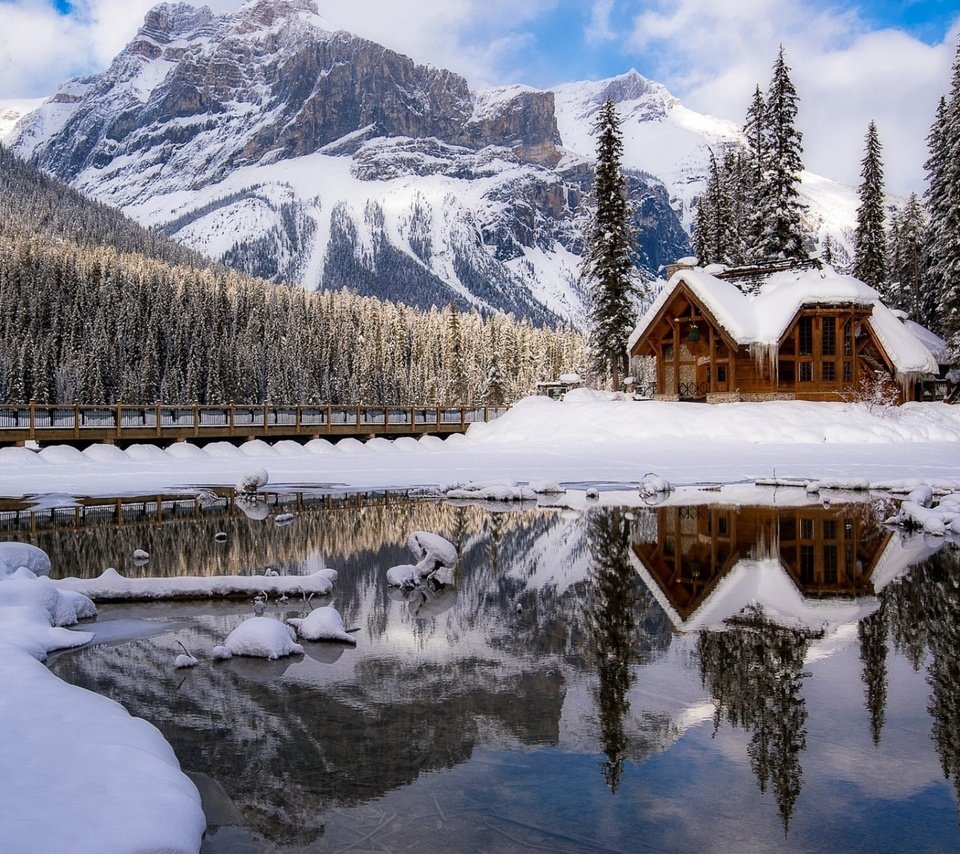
[628,265,939,378]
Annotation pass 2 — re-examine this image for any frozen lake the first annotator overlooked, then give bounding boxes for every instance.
[6,489,960,852]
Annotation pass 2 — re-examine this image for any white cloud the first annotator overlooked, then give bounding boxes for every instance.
[618,0,959,194]
[586,0,616,45]
[1,0,956,194]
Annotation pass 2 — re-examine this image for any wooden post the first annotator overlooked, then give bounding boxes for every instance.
[409,406,415,430]
[483,405,489,423]
[262,402,269,435]
[73,400,80,439]
[355,404,361,428]
[326,403,332,434]
[229,402,235,437]
[155,402,161,437]
[460,407,466,431]
[116,402,122,441]
[28,399,35,441]
[295,404,302,434]
[435,405,441,430]
[193,401,200,438]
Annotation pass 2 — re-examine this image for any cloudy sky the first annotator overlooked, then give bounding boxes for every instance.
[0,0,957,195]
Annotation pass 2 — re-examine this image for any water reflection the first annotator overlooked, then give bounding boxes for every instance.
[37,494,960,850]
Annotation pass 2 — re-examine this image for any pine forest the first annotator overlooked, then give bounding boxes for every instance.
[0,146,583,407]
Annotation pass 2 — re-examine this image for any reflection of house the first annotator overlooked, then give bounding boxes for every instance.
[630,503,896,631]
[627,260,941,402]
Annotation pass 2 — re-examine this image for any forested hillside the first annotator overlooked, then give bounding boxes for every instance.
[0,144,206,269]
[0,146,583,406]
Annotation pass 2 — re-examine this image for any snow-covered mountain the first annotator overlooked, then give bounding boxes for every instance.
[7,0,861,323]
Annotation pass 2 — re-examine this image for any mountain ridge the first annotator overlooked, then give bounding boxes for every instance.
[5,0,863,324]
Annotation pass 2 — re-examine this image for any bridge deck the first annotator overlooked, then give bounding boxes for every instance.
[0,403,507,447]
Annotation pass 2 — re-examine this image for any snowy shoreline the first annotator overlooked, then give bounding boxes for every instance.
[2,397,960,499]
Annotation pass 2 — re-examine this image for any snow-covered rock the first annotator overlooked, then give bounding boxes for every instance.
[386,564,420,589]
[217,617,304,660]
[236,468,269,494]
[0,542,52,578]
[407,531,458,569]
[174,653,198,668]
[640,473,672,499]
[287,606,356,644]
[132,548,150,562]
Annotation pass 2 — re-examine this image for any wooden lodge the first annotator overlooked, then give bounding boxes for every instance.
[627,260,943,403]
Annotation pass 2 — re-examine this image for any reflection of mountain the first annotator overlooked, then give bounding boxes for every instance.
[630,501,903,633]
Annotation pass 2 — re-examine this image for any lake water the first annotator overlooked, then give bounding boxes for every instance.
[6,490,959,852]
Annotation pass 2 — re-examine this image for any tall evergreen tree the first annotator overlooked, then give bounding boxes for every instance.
[582,99,639,389]
[925,37,960,349]
[743,85,769,257]
[759,46,808,261]
[853,121,888,292]
[888,194,929,324]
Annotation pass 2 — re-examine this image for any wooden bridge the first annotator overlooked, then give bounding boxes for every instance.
[0,402,508,447]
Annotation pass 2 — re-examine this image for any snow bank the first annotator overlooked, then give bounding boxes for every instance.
[216,617,303,659]
[55,567,337,602]
[0,551,205,853]
[288,606,356,644]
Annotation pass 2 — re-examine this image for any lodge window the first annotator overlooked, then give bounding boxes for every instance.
[718,517,728,535]
[799,362,812,382]
[822,361,836,382]
[823,546,838,585]
[800,518,814,539]
[843,361,852,382]
[717,364,727,383]
[663,343,674,360]
[781,517,796,541]
[843,323,853,356]
[823,520,837,539]
[779,360,795,383]
[799,317,813,355]
[822,317,836,355]
[800,545,815,584]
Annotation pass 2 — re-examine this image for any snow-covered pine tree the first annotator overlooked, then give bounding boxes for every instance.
[582,98,639,389]
[888,194,929,324]
[853,121,888,293]
[925,37,960,349]
[759,46,808,262]
[821,234,835,265]
[743,85,768,259]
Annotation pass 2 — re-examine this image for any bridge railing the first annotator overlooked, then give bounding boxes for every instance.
[0,402,510,443]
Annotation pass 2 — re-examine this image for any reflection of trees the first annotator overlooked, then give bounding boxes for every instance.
[882,547,960,810]
[858,601,887,746]
[697,610,812,831]
[587,508,671,792]
[15,494,502,581]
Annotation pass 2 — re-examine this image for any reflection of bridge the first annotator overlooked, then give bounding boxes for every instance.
[0,490,412,536]
[0,402,507,447]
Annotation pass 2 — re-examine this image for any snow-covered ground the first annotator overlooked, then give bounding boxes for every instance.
[2,397,960,499]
